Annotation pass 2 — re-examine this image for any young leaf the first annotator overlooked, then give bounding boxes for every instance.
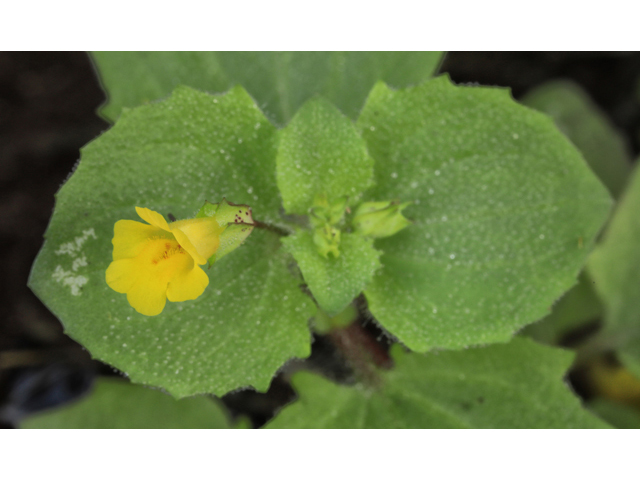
[357,76,612,352]
[522,80,632,199]
[267,337,608,428]
[21,378,230,429]
[28,86,314,398]
[276,97,374,215]
[92,52,444,124]
[282,231,381,316]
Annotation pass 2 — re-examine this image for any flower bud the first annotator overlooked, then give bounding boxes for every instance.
[352,200,412,238]
[196,198,255,265]
[309,194,348,228]
[313,224,341,259]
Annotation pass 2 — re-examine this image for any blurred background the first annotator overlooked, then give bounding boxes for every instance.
[2,51,640,428]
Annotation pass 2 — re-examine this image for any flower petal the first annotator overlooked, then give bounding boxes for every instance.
[125,271,169,316]
[106,258,140,293]
[166,263,209,302]
[135,207,171,231]
[111,219,170,261]
[171,217,223,264]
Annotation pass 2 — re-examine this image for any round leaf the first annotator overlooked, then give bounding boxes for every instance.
[357,77,612,351]
[29,86,314,398]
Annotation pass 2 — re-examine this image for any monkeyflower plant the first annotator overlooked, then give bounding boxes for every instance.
[26,52,637,429]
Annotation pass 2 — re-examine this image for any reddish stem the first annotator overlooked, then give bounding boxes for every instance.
[252,220,290,237]
[328,322,393,387]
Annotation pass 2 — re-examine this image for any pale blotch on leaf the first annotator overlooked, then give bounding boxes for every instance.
[52,228,97,296]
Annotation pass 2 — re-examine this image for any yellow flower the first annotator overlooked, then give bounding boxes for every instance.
[106,207,225,316]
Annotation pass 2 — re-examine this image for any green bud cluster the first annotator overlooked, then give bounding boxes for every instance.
[309,194,348,258]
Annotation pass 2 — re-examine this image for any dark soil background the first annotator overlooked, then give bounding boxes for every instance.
[2,52,640,428]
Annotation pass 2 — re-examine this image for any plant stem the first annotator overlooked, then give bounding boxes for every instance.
[328,322,393,388]
[252,219,290,237]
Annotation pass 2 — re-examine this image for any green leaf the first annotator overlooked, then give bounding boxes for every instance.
[29,86,314,398]
[267,337,608,428]
[522,80,632,199]
[588,399,640,429]
[276,97,374,215]
[282,231,381,316]
[519,82,627,347]
[589,164,640,368]
[520,270,603,345]
[92,52,444,124]
[356,77,612,351]
[21,378,230,429]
